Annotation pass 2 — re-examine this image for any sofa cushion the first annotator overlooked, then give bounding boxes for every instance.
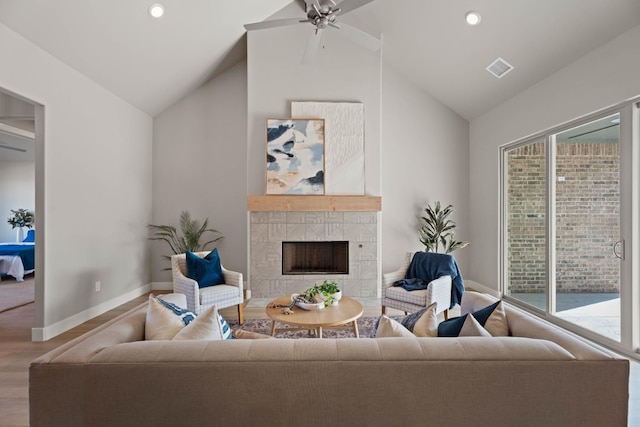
[186,249,224,288]
[145,295,197,340]
[375,315,416,338]
[400,302,438,337]
[173,305,223,341]
[384,286,428,306]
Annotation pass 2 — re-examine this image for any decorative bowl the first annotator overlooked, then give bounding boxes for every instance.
[291,294,324,310]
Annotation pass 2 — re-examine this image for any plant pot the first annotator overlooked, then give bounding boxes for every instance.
[317,290,342,301]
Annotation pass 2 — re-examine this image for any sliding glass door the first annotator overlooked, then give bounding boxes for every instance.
[505,140,547,311]
[553,114,621,341]
[503,105,634,351]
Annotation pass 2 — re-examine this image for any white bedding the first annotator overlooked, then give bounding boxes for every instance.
[0,242,35,282]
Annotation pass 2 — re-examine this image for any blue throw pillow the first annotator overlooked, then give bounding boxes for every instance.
[23,229,35,242]
[217,312,233,340]
[186,249,224,288]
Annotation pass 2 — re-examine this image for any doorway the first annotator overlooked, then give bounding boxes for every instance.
[0,88,41,334]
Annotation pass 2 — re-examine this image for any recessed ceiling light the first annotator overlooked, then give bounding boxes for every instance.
[465,11,481,26]
[148,3,164,18]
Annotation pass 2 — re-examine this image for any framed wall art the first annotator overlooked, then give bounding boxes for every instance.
[265,118,325,195]
[291,101,364,195]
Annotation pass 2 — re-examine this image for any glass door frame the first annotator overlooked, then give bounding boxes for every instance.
[500,100,638,358]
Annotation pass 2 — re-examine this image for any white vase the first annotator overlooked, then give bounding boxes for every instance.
[16,227,24,242]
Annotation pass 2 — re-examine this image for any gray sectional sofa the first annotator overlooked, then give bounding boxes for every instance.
[30,292,629,426]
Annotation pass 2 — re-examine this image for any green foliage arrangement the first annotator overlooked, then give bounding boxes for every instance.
[419,201,469,253]
[148,210,223,269]
[297,280,341,308]
[7,209,34,229]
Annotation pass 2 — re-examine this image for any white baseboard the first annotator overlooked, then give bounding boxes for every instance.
[465,280,501,298]
[151,281,172,291]
[31,284,152,342]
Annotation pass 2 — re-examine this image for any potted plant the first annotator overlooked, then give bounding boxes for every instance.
[315,280,342,307]
[7,208,34,242]
[419,201,469,253]
[291,280,342,309]
[148,210,223,270]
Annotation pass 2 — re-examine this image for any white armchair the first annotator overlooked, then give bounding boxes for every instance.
[171,251,244,324]
[382,252,452,319]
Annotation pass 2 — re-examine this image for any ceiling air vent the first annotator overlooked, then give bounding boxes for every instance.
[487,57,513,78]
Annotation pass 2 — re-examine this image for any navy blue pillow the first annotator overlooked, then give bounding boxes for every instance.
[186,249,224,288]
[437,314,469,337]
[437,301,502,337]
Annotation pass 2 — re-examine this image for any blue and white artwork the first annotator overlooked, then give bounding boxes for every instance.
[266,119,325,195]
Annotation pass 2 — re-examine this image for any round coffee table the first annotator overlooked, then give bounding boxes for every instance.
[266,295,364,338]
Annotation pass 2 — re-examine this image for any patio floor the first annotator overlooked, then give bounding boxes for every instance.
[511,293,620,341]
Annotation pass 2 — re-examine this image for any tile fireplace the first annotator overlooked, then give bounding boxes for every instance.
[248,196,381,299]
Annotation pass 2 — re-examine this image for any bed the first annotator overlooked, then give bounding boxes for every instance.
[0,231,35,281]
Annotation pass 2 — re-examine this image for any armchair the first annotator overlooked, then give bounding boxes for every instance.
[381,252,452,319]
[171,251,244,324]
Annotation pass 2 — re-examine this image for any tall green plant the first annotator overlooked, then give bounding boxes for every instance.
[148,211,223,269]
[419,201,469,253]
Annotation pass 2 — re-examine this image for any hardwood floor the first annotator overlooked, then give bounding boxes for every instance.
[1,295,637,426]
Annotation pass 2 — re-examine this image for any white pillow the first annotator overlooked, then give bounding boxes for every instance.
[412,302,438,337]
[173,305,224,341]
[459,314,492,337]
[375,315,416,338]
[145,294,196,340]
[482,301,509,336]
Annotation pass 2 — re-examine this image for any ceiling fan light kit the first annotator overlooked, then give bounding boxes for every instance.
[244,0,381,63]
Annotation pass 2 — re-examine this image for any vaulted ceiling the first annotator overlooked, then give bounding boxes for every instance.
[1,0,639,120]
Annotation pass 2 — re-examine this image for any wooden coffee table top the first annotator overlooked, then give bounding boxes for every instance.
[266,295,364,329]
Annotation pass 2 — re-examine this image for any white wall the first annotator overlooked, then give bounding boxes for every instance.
[247,25,382,196]
[381,63,470,274]
[151,61,249,282]
[0,23,153,339]
[0,160,34,242]
[469,24,640,291]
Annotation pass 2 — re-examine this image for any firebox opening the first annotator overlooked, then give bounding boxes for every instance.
[282,241,349,275]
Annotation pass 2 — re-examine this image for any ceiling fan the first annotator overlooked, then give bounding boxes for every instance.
[244,0,381,64]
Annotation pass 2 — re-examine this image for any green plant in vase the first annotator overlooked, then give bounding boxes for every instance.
[315,280,342,307]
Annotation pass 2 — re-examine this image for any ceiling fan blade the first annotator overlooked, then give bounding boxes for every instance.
[333,0,375,16]
[244,18,305,31]
[305,0,322,10]
[334,22,381,51]
[302,29,324,64]
[0,144,27,153]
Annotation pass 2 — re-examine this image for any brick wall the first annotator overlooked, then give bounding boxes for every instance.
[507,142,620,293]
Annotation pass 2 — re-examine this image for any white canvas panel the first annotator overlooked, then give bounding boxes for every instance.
[291,102,365,195]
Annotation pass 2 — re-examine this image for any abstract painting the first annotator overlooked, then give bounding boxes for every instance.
[266,119,325,195]
[291,102,364,195]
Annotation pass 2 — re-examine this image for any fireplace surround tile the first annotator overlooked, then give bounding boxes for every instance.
[249,211,379,298]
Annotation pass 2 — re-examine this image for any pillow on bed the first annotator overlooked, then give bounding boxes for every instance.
[23,229,35,242]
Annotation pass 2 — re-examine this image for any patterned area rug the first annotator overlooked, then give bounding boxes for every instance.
[227,316,384,339]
